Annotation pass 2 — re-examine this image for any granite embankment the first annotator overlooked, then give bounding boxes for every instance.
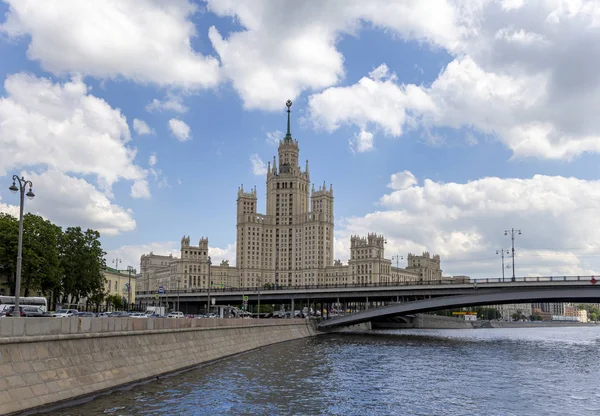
[0,317,317,415]
[371,314,474,329]
[371,314,599,329]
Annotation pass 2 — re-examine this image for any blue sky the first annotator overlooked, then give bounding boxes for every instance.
[2,0,600,278]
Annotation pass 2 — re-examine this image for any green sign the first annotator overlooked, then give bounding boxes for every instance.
[243,296,248,301]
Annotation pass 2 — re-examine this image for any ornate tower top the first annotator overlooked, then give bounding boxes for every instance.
[284,99,293,141]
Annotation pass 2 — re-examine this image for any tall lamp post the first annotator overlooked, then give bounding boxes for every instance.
[206,256,212,315]
[378,239,387,283]
[113,258,122,271]
[126,266,135,311]
[392,255,403,284]
[495,249,510,282]
[8,175,35,313]
[257,276,263,319]
[504,229,522,282]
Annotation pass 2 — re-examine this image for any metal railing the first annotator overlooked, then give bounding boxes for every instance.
[135,275,598,297]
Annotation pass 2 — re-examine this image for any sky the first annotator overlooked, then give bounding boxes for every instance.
[1,0,600,279]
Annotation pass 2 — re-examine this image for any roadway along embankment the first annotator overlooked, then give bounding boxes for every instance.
[0,317,318,415]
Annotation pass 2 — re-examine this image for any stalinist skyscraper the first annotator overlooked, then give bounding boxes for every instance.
[236,100,334,288]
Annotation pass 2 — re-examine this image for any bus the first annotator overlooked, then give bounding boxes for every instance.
[0,296,48,313]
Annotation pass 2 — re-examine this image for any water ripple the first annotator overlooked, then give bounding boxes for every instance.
[45,326,600,416]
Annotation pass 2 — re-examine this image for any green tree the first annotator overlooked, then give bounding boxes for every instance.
[590,312,597,322]
[106,293,123,310]
[0,213,18,292]
[21,214,61,297]
[58,227,106,305]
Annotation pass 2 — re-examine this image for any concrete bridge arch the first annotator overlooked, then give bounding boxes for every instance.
[318,286,600,329]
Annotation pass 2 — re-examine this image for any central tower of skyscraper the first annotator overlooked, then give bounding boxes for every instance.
[236,100,334,288]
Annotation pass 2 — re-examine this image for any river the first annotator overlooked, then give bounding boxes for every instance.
[43,326,600,416]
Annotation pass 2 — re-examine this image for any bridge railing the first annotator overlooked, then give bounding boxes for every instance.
[135,275,597,297]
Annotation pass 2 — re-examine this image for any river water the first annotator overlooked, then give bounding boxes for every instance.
[45,326,600,416]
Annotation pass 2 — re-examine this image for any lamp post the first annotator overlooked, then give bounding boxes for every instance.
[257,276,262,319]
[8,175,35,313]
[495,249,510,282]
[126,266,135,311]
[206,256,212,315]
[176,277,180,313]
[392,255,403,284]
[504,229,522,282]
[112,258,122,271]
[378,239,387,284]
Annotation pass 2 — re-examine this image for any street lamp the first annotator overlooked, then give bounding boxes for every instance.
[378,239,387,283]
[495,249,510,282]
[9,175,35,313]
[257,276,263,319]
[206,256,212,315]
[392,255,403,284]
[113,258,122,271]
[504,229,522,282]
[127,266,135,311]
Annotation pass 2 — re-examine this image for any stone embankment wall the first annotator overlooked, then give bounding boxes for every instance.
[489,321,597,328]
[0,317,317,415]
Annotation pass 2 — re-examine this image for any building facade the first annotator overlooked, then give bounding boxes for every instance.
[103,267,138,304]
[136,101,443,293]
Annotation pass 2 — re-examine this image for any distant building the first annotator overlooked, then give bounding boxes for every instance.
[494,303,532,320]
[103,266,138,304]
[136,101,442,293]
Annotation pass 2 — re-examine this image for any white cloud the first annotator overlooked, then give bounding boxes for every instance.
[308,64,435,137]
[306,1,600,160]
[205,0,463,110]
[148,153,157,167]
[146,94,188,113]
[133,119,154,136]
[208,243,237,266]
[266,130,283,146]
[168,118,191,141]
[105,241,180,272]
[250,154,267,176]
[130,180,151,199]
[0,73,145,191]
[350,129,374,153]
[0,0,219,89]
[0,170,136,236]
[388,171,417,190]
[335,171,600,278]
[105,241,236,271]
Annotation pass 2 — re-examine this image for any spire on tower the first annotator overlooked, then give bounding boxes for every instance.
[305,159,309,174]
[284,99,292,141]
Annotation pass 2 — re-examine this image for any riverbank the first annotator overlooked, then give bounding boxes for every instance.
[371,314,599,330]
[0,317,317,415]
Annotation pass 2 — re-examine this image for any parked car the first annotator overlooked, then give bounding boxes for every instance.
[110,311,130,318]
[130,313,148,318]
[75,312,95,317]
[52,309,78,317]
[6,306,51,317]
[97,312,109,318]
[167,311,184,318]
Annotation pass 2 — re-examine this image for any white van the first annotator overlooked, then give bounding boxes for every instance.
[167,311,184,318]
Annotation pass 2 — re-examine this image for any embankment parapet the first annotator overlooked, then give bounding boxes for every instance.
[0,318,316,415]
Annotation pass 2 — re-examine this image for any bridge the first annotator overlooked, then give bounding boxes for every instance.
[318,285,600,329]
[136,276,600,314]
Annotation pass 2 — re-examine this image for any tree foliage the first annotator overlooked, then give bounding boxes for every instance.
[106,293,123,310]
[0,213,106,306]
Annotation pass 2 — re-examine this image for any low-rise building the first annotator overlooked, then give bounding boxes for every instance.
[104,266,138,304]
